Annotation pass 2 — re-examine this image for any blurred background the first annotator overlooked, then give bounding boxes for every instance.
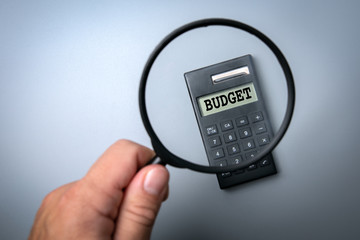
[1,1,360,239]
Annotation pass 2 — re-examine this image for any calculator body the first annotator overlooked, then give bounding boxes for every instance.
[184,55,277,189]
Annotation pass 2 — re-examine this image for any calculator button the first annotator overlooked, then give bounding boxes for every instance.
[229,155,243,166]
[220,120,234,132]
[229,156,245,174]
[245,151,257,160]
[224,132,237,143]
[239,127,252,139]
[242,139,256,151]
[257,135,270,146]
[215,160,228,167]
[208,136,221,148]
[211,148,224,159]
[227,143,240,155]
[205,125,218,136]
[235,116,249,127]
[249,112,264,123]
[260,158,271,167]
[254,123,267,134]
[247,164,257,171]
[221,172,232,178]
[215,160,231,178]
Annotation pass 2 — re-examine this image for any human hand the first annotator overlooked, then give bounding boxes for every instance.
[29,140,169,240]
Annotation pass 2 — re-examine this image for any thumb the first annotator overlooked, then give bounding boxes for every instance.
[114,164,169,240]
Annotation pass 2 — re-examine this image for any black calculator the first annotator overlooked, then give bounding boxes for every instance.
[184,55,277,189]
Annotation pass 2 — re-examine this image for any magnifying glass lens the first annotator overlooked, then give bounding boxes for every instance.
[141,19,294,188]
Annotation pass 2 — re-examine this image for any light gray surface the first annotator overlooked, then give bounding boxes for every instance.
[1,1,360,239]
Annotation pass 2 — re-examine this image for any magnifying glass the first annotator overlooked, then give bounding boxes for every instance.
[139,18,295,188]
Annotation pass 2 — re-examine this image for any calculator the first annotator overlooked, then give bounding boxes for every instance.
[184,55,277,189]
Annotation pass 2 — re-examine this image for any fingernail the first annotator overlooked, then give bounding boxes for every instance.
[144,167,168,196]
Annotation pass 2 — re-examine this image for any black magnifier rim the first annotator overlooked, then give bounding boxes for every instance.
[139,18,295,173]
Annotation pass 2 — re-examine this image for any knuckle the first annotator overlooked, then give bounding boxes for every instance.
[41,194,52,208]
[41,182,77,210]
[112,139,152,163]
[112,139,139,157]
[113,139,135,149]
[125,201,159,228]
[41,188,59,206]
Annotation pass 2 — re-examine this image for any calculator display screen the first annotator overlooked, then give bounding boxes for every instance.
[197,82,258,117]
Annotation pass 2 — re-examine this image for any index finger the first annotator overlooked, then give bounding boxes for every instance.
[79,140,155,219]
[87,140,155,189]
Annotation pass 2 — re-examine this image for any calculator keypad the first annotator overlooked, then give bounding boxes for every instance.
[204,111,274,185]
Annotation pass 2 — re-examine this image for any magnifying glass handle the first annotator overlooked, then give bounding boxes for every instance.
[146,155,166,166]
